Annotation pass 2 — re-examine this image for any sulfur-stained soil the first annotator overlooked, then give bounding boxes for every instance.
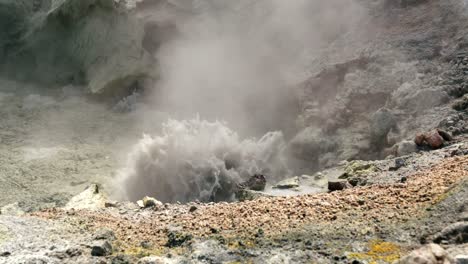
[13,141,465,263]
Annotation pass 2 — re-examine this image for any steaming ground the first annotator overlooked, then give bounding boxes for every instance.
[118,118,289,203]
[0,81,295,208]
[0,82,166,210]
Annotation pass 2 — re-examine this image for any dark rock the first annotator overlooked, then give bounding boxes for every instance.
[210,227,219,234]
[437,129,453,142]
[140,241,153,249]
[91,240,113,256]
[0,251,11,257]
[389,158,406,171]
[189,205,198,212]
[237,174,267,191]
[166,231,192,248]
[65,247,82,257]
[328,180,353,192]
[401,177,408,183]
[432,222,468,244]
[105,201,119,208]
[348,177,367,187]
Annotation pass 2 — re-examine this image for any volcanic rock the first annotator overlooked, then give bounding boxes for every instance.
[414,130,453,150]
[369,108,397,147]
[237,174,267,191]
[142,196,163,208]
[397,243,454,264]
[396,140,418,156]
[65,184,107,210]
[425,131,445,149]
[390,158,406,171]
[432,222,468,244]
[235,189,272,202]
[273,176,300,189]
[166,231,192,248]
[91,240,113,256]
[328,180,353,192]
[340,161,377,178]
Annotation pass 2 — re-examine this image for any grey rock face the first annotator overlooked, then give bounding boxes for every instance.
[0,0,154,95]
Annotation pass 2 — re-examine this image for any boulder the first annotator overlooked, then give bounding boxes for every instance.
[273,176,300,189]
[369,108,397,148]
[432,222,468,244]
[140,196,163,208]
[389,158,406,171]
[397,244,454,264]
[340,161,377,178]
[65,184,107,210]
[425,131,445,149]
[396,140,418,156]
[328,180,353,192]
[237,174,266,191]
[235,189,272,202]
[91,240,113,256]
[414,130,453,150]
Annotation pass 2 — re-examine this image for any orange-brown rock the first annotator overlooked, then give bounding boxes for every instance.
[425,130,444,149]
[414,130,452,149]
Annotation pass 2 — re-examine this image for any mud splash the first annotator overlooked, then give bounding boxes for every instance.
[118,118,290,202]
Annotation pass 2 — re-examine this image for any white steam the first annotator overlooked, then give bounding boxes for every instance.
[119,118,289,202]
[119,0,368,201]
[151,0,366,136]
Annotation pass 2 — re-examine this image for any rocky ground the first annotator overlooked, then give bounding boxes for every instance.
[0,137,466,263]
